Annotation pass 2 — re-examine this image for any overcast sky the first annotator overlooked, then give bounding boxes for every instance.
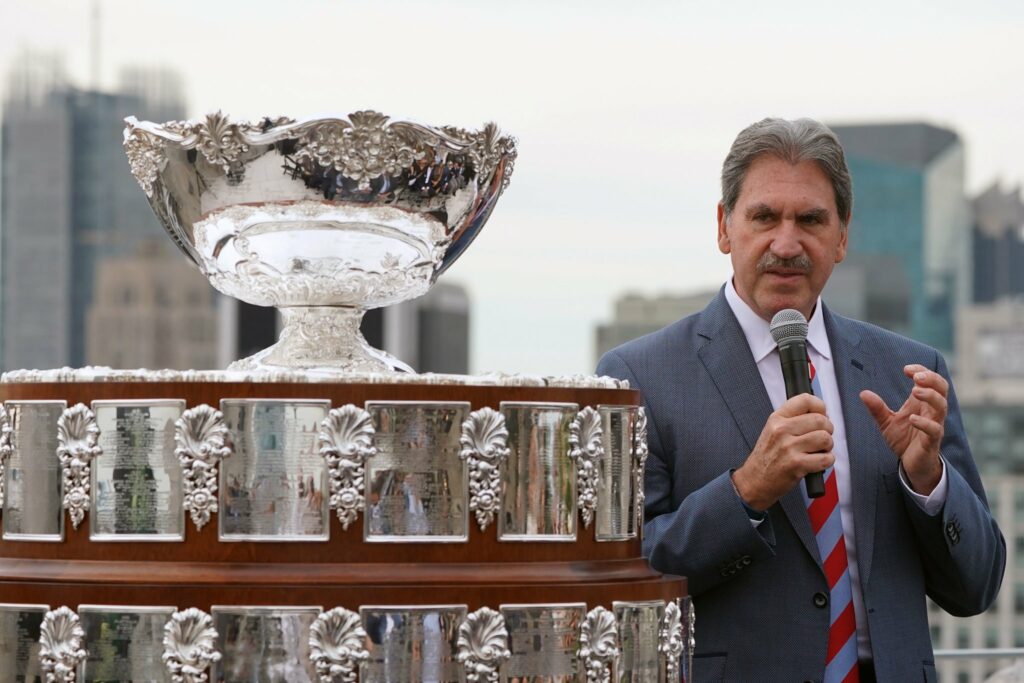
[1,0,1022,374]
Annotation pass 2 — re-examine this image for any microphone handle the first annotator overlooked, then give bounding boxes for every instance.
[778,341,826,498]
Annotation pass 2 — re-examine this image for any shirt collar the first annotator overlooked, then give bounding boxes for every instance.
[724,278,832,363]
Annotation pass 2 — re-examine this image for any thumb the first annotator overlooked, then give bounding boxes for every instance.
[859,390,892,427]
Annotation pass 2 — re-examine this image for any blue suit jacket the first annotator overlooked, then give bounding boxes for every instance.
[597,290,1004,682]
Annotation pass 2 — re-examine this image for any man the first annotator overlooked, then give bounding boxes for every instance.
[597,118,1004,682]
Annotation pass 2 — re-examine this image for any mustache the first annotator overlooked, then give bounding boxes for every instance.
[757,253,812,273]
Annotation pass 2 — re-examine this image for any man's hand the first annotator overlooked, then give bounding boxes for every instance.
[859,364,946,495]
[732,394,836,512]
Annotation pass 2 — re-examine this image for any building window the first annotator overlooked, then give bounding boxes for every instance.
[985,626,1000,649]
[956,627,971,649]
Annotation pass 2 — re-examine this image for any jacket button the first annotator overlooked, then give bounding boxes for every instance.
[813,592,828,608]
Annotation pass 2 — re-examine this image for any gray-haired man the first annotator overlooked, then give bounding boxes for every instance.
[598,118,1004,682]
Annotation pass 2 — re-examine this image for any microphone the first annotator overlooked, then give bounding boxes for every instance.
[769,309,825,498]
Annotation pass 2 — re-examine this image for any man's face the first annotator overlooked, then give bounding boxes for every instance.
[717,154,848,321]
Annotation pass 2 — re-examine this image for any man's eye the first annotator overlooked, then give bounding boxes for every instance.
[754,213,773,222]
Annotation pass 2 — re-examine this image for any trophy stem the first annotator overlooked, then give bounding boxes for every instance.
[227,306,414,374]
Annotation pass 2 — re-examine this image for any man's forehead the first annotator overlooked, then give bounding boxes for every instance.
[736,157,837,210]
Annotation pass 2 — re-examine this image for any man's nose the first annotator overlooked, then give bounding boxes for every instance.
[770,220,804,259]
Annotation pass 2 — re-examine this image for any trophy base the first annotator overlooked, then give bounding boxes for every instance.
[227,306,414,375]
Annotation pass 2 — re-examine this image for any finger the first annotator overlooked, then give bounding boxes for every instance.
[910,413,943,442]
[859,390,892,426]
[911,386,948,417]
[909,368,949,396]
[775,412,833,436]
[793,430,834,454]
[795,451,835,477]
[777,393,827,418]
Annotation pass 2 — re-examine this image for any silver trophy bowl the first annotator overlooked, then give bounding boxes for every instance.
[123,111,516,374]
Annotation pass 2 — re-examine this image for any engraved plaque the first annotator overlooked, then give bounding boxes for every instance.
[500,603,584,682]
[78,605,174,682]
[595,406,637,542]
[211,606,320,683]
[219,400,330,541]
[361,605,466,682]
[1,401,65,541]
[365,402,469,542]
[613,601,663,683]
[498,404,578,541]
[0,603,47,682]
[90,401,185,541]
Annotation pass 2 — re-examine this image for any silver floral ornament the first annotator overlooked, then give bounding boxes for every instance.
[56,403,102,530]
[39,606,87,683]
[318,405,377,530]
[162,608,221,683]
[581,606,619,683]
[659,600,684,683]
[175,405,232,531]
[0,404,12,508]
[457,607,511,683]
[569,406,604,528]
[308,607,369,683]
[459,407,510,532]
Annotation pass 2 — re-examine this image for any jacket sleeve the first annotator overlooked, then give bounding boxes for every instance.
[598,348,779,596]
[901,351,1005,616]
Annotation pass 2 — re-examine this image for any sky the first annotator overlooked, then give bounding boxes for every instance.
[1,0,1022,375]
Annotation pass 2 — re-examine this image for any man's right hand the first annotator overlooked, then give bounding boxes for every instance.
[731,394,836,512]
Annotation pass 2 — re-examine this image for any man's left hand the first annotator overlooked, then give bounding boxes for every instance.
[859,364,947,495]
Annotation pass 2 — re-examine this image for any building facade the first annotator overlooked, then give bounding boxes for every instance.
[594,290,717,365]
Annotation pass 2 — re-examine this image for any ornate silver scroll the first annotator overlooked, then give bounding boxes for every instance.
[211,606,320,683]
[57,403,102,530]
[219,400,330,541]
[500,603,585,682]
[0,405,11,509]
[78,605,174,682]
[633,407,649,534]
[308,607,368,683]
[683,597,695,682]
[39,606,87,683]
[569,406,604,530]
[318,405,376,531]
[90,401,185,541]
[659,601,684,683]
[174,404,232,532]
[613,600,663,683]
[456,606,510,683]
[0,603,48,681]
[498,403,578,541]
[163,607,221,683]
[459,407,510,532]
[365,402,469,542]
[595,406,638,542]
[581,606,619,683]
[2,401,66,541]
[361,605,466,682]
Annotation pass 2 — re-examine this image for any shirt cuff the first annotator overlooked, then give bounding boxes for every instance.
[899,456,948,516]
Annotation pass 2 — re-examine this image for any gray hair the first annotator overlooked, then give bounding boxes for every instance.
[721,118,853,228]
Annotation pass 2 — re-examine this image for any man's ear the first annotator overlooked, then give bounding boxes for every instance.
[717,203,731,254]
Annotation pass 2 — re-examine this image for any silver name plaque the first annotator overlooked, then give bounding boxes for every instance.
[211,606,321,683]
[500,603,585,682]
[1,401,66,541]
[90,401,185,541]
[498,404,578,542]
[595,407,638,542]
[219,400,330,541]
[78,605,174,682]
[613,601,663,683]
[365,402,469,542]
[361,605,467,683]
[0,603,47,682]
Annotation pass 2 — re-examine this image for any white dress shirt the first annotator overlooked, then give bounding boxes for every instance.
[724,278,948,661]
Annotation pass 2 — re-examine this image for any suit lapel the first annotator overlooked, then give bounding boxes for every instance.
[825,308,881,586]
[696,292,820,564]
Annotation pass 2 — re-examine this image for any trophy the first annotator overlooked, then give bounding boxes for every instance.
[122,110,516,374]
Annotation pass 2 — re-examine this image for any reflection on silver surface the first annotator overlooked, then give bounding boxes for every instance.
[580,606,619,683]
[365,402,469,542]
[0,603,48,682]
[631,408,649,539]
[612,601,663,683]
[1,401,65,541]
[211,606,320,683]
[79,605,174,682]
[219,400,330,541]
[457,607,510,683]
[0,405,13,509]
[682,597,694,683]
[360,605,466,683]
[123,112,516,374]
[498,404,578,542]
[595,407,637,543]
[91,401,185,541]
[499,603,585,682]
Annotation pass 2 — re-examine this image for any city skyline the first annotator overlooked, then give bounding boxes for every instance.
[1,0,1022,374]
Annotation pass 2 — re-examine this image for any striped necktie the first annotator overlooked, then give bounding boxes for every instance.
[803,360,859,683]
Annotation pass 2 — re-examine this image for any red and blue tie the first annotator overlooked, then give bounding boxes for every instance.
[804,361,859,683]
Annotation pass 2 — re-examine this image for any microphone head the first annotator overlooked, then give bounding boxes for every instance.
[770,309,809,347]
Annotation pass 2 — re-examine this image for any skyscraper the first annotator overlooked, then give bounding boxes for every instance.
[971,182,1024,304]
[826,123,970,354]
